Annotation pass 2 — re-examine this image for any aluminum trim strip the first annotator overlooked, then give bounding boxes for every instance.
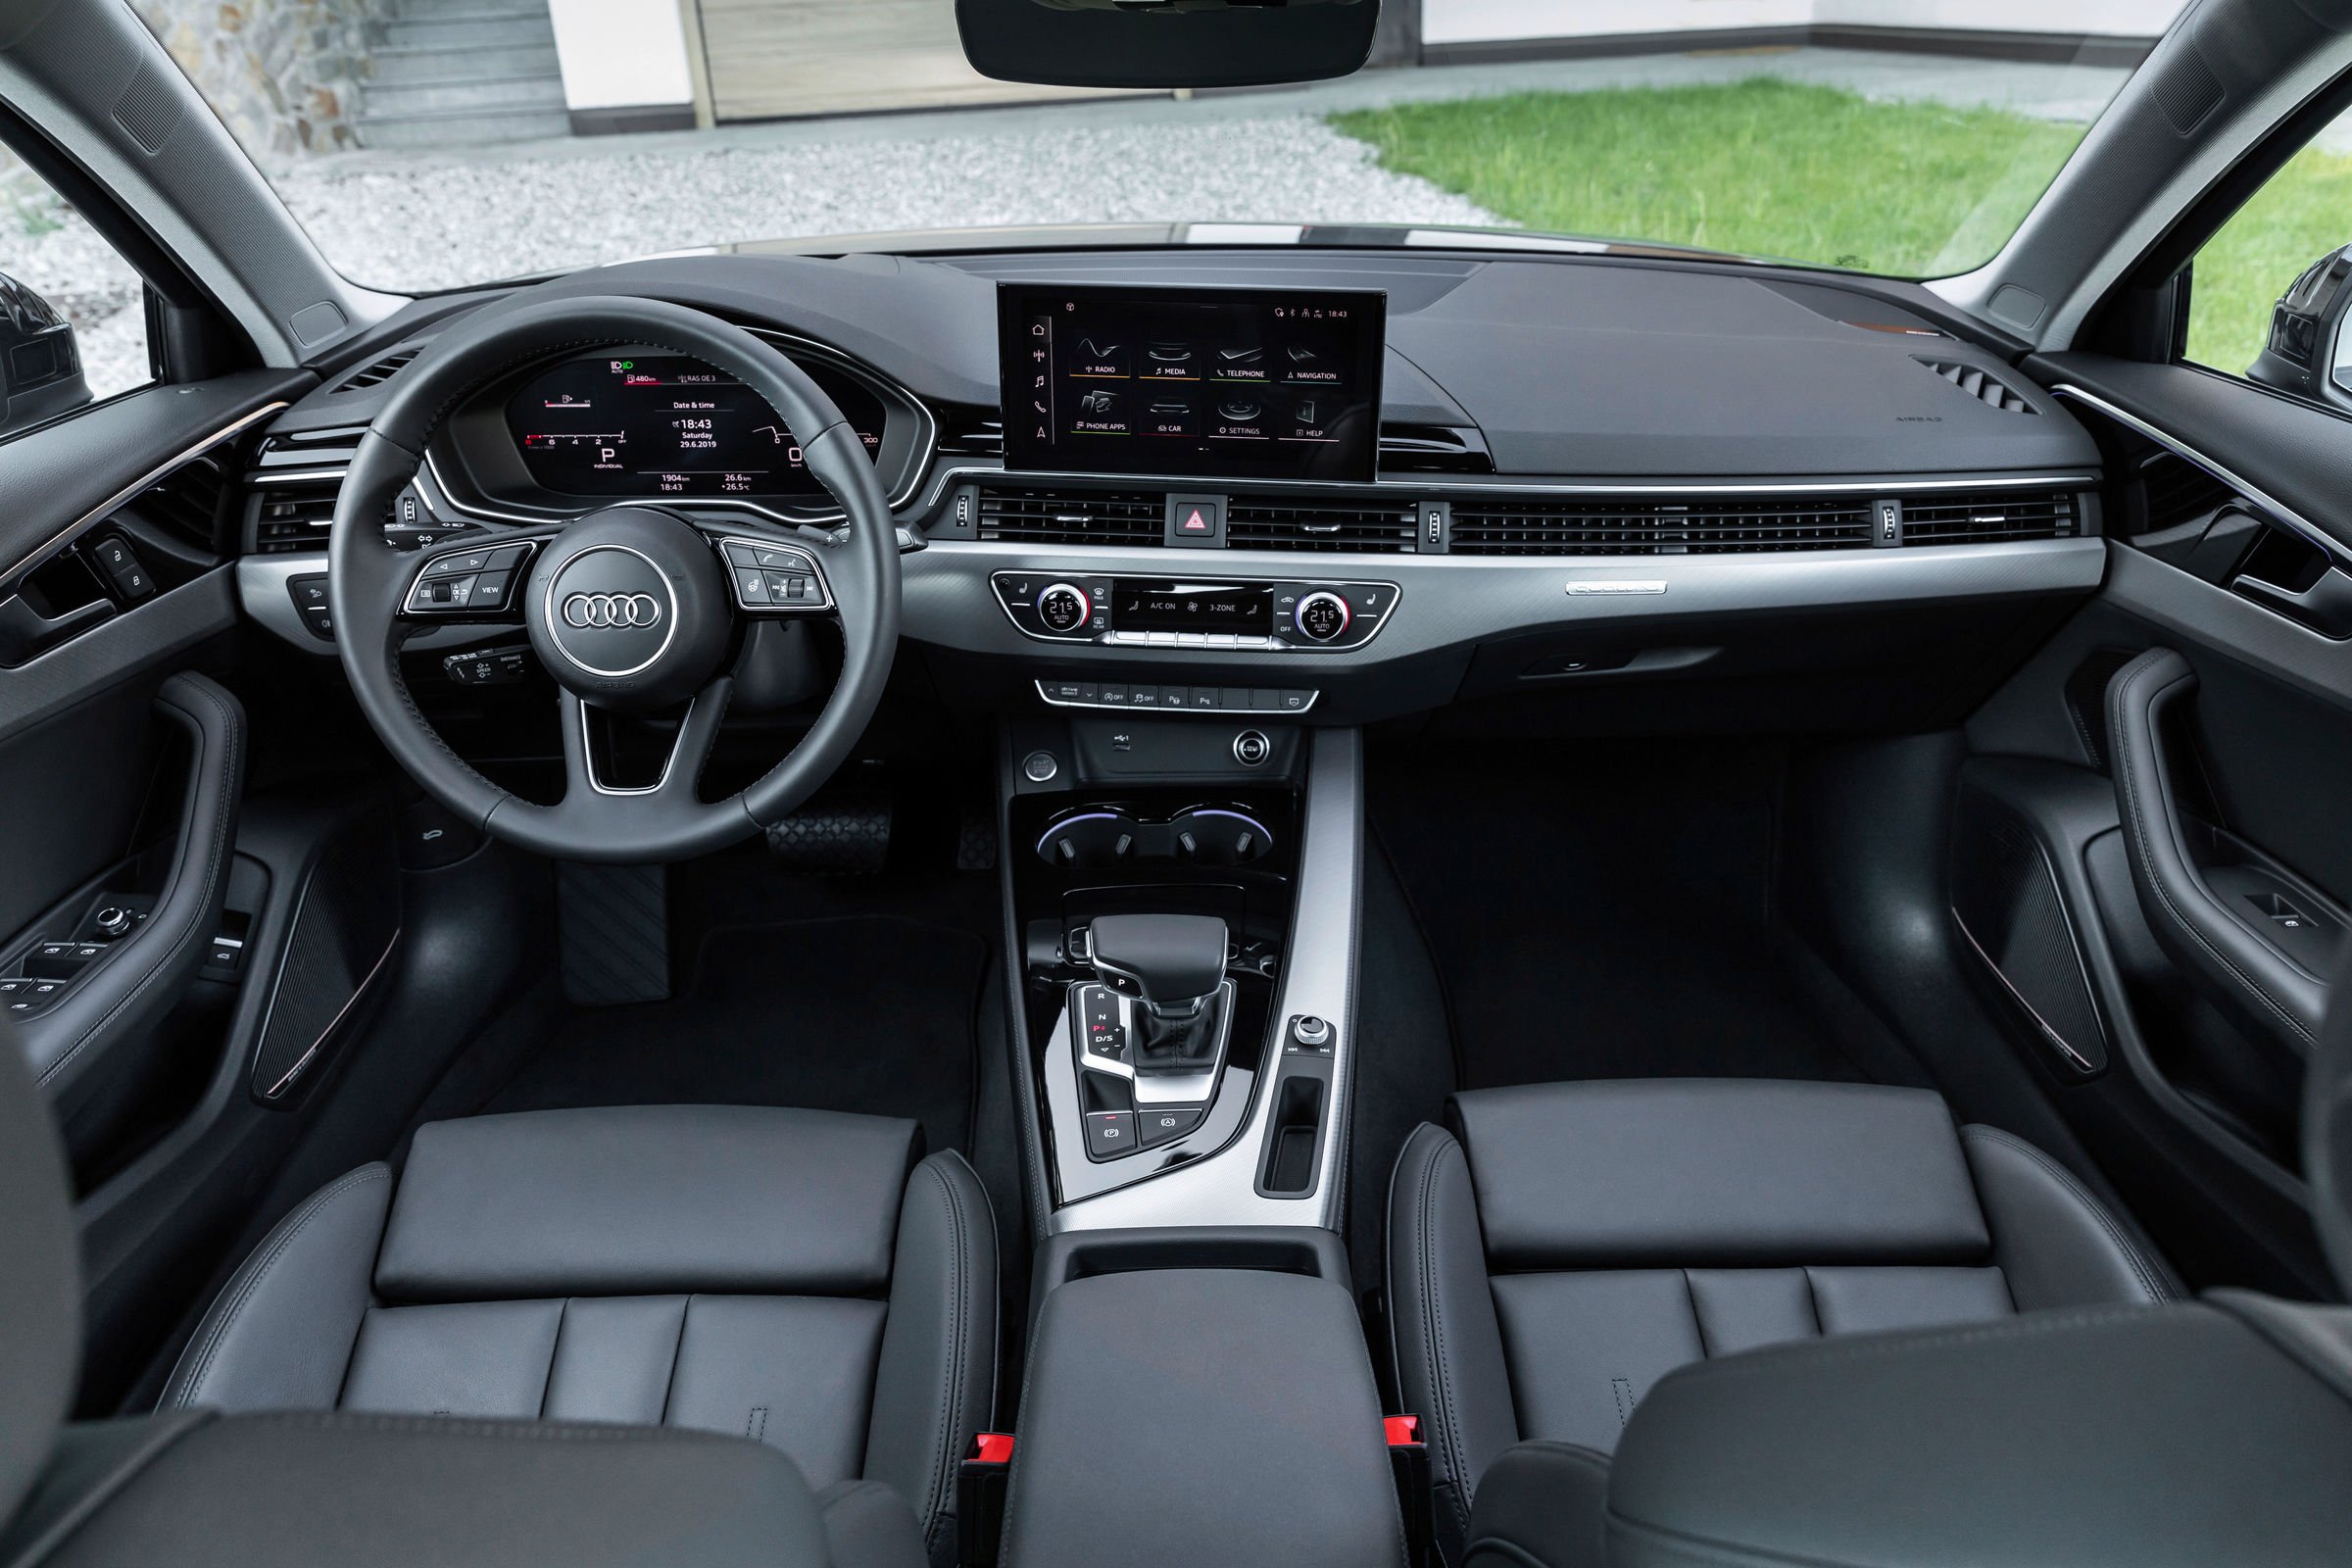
[2050,383,2351,573]
[2,400,289,588]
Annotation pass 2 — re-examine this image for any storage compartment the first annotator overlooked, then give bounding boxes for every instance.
[1005,1229,1403,1568]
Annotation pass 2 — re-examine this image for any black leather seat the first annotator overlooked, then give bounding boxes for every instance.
[1388,1078,2175,1559]
[0,1026,979,1567]
[160,1102,997,1567]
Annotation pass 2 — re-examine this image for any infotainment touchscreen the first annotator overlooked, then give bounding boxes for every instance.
[998,283,1386,483]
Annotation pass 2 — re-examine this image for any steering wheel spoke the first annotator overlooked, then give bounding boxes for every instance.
[560,680,733,806]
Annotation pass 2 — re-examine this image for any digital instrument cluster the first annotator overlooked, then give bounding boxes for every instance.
[998,283,1386,482]
[504,353,887,501]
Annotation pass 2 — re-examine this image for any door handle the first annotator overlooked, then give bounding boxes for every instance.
[0,592,115,666]
[2105,648,2333,1052]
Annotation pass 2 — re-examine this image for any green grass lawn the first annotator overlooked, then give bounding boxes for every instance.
[1329,77,2347,376]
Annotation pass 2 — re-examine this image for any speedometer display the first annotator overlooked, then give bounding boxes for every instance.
[506,353,887,500]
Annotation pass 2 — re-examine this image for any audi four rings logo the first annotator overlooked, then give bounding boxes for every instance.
[562,592,662,629]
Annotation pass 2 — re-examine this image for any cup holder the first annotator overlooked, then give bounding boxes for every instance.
[1035,804,1275,869]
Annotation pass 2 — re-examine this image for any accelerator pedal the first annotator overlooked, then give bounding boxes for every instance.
[556,861,670,1005]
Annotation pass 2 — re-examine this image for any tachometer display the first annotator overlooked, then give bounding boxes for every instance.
[506,353,886,500]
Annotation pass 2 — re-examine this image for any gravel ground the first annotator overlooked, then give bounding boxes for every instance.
[0,114,1495,399]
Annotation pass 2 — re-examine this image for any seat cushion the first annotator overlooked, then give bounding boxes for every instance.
[20,1411,836,1568]
[164,1104,997,1565]
[1389,1079,2175,1563]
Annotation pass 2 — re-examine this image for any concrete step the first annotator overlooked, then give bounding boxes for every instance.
[375,13,556,51]
[355,104,571,150]
[370,42,560,83]
[361,74,565,118]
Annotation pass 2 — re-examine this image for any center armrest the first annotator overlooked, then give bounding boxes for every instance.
[1003,1264,1404,1568]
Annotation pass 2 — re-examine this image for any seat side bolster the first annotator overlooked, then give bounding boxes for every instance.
[1464,1441,1612,1568]
[1961,1126,2179,1310]
[863,1150,998,1566]
[1389,1122,1519,1561]
[163,1164,392,1412]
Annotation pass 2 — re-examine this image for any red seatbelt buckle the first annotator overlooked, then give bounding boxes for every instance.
[958,1433,1016,1567]
[1386,1415,1434,1568]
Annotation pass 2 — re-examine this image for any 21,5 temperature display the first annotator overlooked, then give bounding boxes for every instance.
[505,353,886,500]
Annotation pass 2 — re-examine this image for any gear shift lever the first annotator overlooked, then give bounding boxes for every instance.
[1087,913,1229,1071]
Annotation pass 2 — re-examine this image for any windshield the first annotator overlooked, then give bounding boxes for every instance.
[9,7,2172,387]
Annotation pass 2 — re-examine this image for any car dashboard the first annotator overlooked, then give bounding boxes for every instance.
[234,242,2106,735]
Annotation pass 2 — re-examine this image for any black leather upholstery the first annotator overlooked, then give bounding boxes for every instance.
[163,1104,997,1565]
[1466,1296,2352,1568]
[13,1410,839,1568]
[1389,1080,2173,1560]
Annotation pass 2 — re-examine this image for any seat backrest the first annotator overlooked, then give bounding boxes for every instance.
[0,1018,81,1525]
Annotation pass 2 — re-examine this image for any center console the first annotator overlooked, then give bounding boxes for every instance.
[978,287,1398,1567]
[1004,718,1359,1233]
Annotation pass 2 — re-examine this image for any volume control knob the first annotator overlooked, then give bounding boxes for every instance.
[1035,581,1093,636]
[1293,591,1352,644]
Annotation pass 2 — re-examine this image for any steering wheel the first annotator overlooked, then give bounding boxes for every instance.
[327,296,902,862]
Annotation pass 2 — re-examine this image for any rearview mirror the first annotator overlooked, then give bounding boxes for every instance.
[0,271,89,436]
[956,0,1375,89]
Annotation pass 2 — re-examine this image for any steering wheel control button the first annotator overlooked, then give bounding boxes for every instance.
[720,539,829,613]
[1035,582,1093,635]
[1136,1106,1204,1149]
[1294,590,1351,643]
[423,549,493,578]
[1022,750,1060,784]
[1233,730,1272,767]
[1083,1110,1138,1160]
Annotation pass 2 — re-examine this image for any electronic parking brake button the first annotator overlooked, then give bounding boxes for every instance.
[1136,1106,1203,1149]
[1083,1110,1137,1160]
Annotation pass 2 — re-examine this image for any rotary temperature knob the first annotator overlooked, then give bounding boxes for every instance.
[1035,581,1093,635]
[1293,591,1352,644]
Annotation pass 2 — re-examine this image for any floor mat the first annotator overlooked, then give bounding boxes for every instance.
[1371,739,1887,1091]
[485,914,990,1157]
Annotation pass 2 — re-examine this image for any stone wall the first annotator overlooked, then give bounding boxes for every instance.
[132,0,377,162]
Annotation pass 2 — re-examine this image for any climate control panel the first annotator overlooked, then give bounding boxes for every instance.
[989,572,1397,652]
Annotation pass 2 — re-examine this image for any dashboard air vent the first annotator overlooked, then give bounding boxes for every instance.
[249,425,367,475]
[1227,496,1418,554]
[1450,495,1873,556]
[2137,452,2234,534]
[1899,489,2080,545]
[976,485,1163,547]
[251,481,341,554]
[938,410,1004,459]
[1378,423,1493,474]
[1917,358,2038,414]
[334,346,421,393]
[127,454,230,549]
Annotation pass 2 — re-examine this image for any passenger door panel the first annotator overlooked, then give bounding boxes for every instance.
[1961,351,2352,1297]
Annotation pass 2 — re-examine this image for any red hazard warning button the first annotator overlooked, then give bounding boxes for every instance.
[1166,496,1222,546]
